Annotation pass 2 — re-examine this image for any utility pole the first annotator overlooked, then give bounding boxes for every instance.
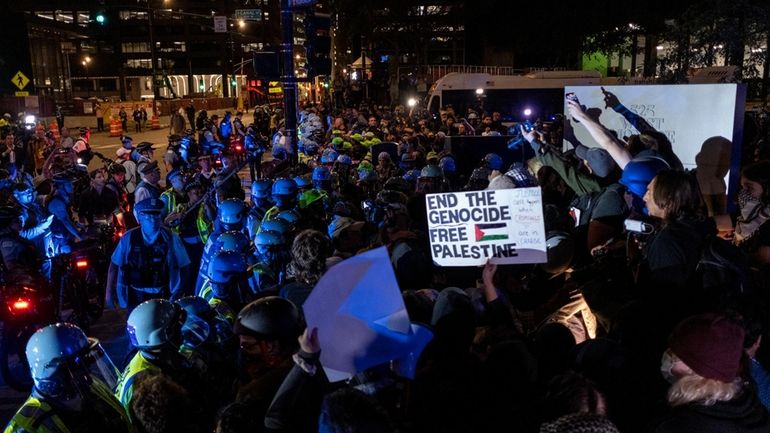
[280,0,298,164]
[148,6,161,113]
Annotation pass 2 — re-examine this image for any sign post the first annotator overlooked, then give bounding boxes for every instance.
[213,16,227,33]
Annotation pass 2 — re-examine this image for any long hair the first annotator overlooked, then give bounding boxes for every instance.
[667,373,742,407]
[651,169,703,222]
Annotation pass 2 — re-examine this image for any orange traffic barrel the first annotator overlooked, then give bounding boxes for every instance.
[109,118,123,137]
[151,114,160,130]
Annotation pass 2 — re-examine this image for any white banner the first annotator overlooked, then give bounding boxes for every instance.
[426,188,547,267]
[563,84,745,196]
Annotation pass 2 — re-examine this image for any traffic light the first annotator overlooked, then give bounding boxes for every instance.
[302,12,332,78]
[199,79,205,91]
[92,10,106,25]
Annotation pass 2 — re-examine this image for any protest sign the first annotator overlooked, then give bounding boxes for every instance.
[425,187,547,266]
[303,247,433,382]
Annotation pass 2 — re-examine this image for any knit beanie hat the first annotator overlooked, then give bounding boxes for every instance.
[540,413,620,433]
[668,313,745,383]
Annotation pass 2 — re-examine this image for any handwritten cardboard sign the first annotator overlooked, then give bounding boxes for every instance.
[425,187,547,266]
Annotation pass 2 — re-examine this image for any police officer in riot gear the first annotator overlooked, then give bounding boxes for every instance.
[195,198,250,294]
[105,198,191,310]
[115,299,189,407]
[4,323,131,433]
[199,249,255,323]
[247,179,273,240]
[262,178,298,223]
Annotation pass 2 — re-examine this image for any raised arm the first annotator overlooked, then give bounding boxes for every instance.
[566,100,632,169]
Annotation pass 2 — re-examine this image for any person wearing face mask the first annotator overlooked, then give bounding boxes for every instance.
[233,296,302,403]
[652,314,770,433]
[105,198,191,310]
[4,323,131,433]
[734,160,770,267]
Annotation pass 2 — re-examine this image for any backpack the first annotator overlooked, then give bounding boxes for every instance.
[696,235,754,308]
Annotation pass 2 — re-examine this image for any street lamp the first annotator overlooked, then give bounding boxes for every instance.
[82,56,92,97]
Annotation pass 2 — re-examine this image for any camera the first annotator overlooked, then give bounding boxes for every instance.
[624,219,654,234]
[507,120,536,150]
[565,92,579,103]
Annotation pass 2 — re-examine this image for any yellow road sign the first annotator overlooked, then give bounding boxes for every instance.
[14,91,29,96]
[12,71,29,90]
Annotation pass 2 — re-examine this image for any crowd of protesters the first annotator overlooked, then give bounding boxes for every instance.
[2,93,770,433]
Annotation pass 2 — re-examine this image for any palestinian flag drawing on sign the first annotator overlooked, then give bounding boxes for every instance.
[474,223,509,242]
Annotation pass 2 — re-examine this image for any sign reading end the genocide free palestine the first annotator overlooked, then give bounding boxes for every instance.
[425,188,547,267]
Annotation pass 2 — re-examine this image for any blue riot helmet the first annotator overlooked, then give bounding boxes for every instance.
[207,250,252,304]
[336,154,352,166]
[251,179,272,199]
[25,323,119,400]
[260,218,290,237]
[276,209,301,227]
[357,168,378,184]
[619,155,670,213]
[320,148,339,165]
[293,175,312,193]
[126,299,186,354]
[218,198,248,231]
[312,165,332,190]
[483,153,503,171]
[217,230,251,254]
[173,296,219,349]
[403,169,420,187]
[176,296,215,322]
[271,178,298,209]
[620,156,670,198]
[400,152,416,171]
[439,156,456,175]
[254,230,285,264]
[417,164,444,194]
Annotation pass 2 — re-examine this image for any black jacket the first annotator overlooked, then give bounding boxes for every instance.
[650,388,770,433]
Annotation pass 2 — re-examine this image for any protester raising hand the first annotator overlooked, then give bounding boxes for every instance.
[482,259,499,303]
[601,86,621,109]
[299,327,320,354]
